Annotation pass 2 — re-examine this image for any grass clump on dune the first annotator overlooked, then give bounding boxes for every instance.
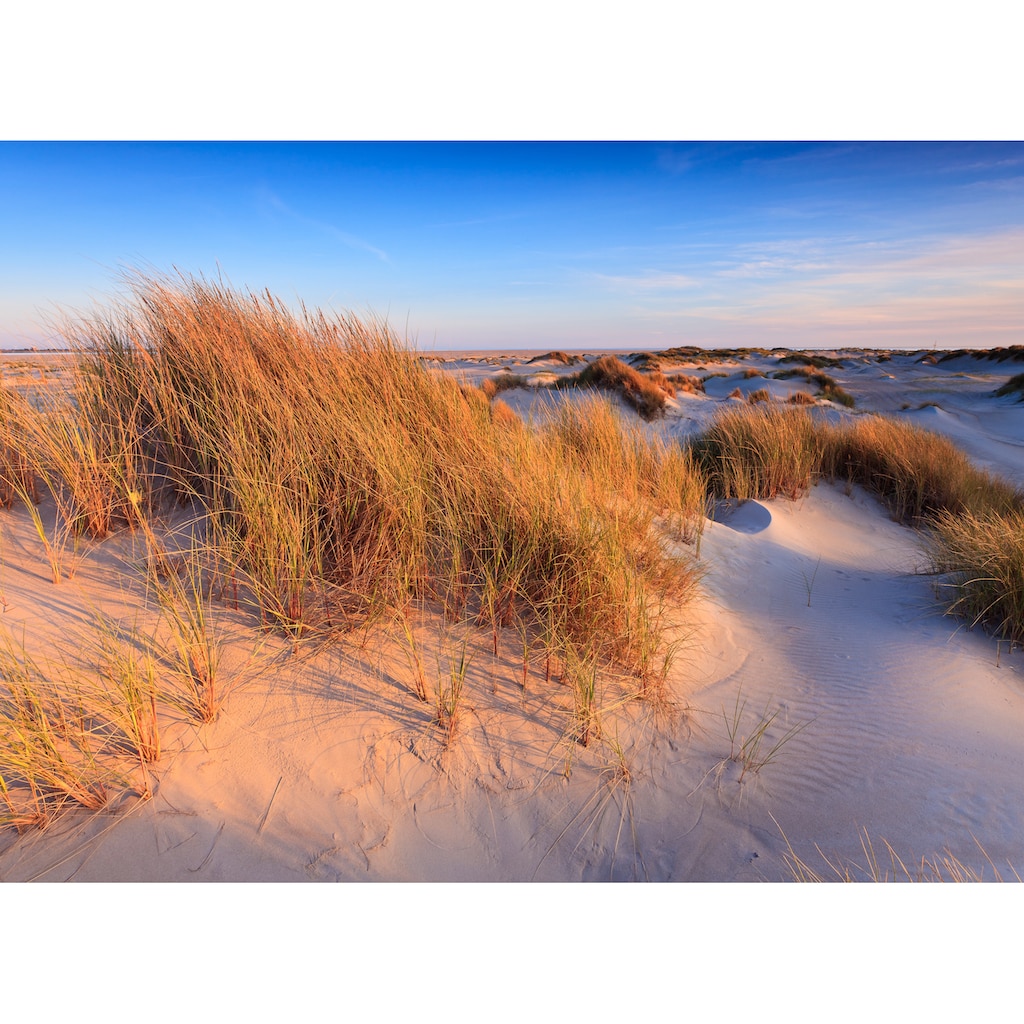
[938,346,1024,365]
[691,404,825,501]
[692,403,1024,643]
[786,391,817,406]
[773,367,855,407]
[994,373,1024,400]
[666,373,705,395]
[823,415,1020,523]
[776,352,846,370]
[928,508,1024,645]
[479,374,530,400]
[526,350,579,366]
[26,272,705,691]
[693,403,1020,523]
[0,632,134,830]
[649,345,775,365]
[548,396,708,545]
[554,355,675,421]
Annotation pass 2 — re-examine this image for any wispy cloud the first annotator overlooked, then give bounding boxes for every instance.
[591,270,699,292]
[654,147,697,175]
[958,174,1024,194]
[738,143,861,171]
[257,186,389,262]
[617,226,1024,347]
[939,155,1024,174]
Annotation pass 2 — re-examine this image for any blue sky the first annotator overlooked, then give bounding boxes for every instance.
[2,141,1023,351]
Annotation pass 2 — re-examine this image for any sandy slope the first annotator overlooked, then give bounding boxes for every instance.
[2,348,1023,882]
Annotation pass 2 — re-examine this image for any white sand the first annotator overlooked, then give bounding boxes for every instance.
[2,348,1024,884]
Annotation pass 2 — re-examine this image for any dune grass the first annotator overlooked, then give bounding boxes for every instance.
[823,415,1020,523]
[479,374,530,399]
[786,391,817,406]
[781,824,1019,882]
[691,404,825,501]
[693,403,1021,522]
[772,366,855,407]
[0,632,120,830]
[693,402,1024,642]
[0,273,710,831]
[645,345,776,366]
[526,350,579,366]
[776,352,846,370]
[927,508,1024,645]
[994,372,1024,400]
[666,373,705,395]
[5,275,1024,839]
[938,345,1024,364]
[553,355,675,420]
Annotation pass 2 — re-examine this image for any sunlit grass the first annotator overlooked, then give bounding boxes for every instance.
[553,355,675,420]
[5,272,1024,845]
[0,271,707,831]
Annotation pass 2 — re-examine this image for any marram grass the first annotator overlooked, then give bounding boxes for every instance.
[16,273,707,693]
[4,273,1024,837]
[691,403,1024,645]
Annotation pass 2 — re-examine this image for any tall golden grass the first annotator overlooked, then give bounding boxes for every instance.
[693,403,1024,643]
[693,403,1021,522]
[9,272,707,700]
[824,415,1020,523]
[691,404,825,501]
[113,279,700,671]
[4,275,1024,836]
[554,355,675,420]
[928,507,1024,645]
[0,274,718,831]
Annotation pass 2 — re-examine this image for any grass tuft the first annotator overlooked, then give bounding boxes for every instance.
[554,356,674,420]
[927,507,1024,645]
[30,271,703,717]
[994,372,1024,400]
[692,405,823,501]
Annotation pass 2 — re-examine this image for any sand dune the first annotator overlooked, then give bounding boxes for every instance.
[1,346,1023,883]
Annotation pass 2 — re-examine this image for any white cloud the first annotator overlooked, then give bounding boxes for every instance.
[591,270,699,292]
[256,186,389,263]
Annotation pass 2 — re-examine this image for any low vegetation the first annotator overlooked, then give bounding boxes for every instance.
[994,373,1024,400]
[526,350,579,365]
[693,403,1020,522]
[0,273,710,833]
[628,346,781,372]
[772,366,855,407]
[666,373,705,394]
[691,402,1024,642]
[936,346,1024,364]
[552,354,676,420]
[775,352,846,370]
[928,507,1024,645]
[691,404,825,501]
[479,374,529,399]
[825,415,1019,523]
[4,281,1024,837]
[786,391,817,406]
[782,826,1019,882]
